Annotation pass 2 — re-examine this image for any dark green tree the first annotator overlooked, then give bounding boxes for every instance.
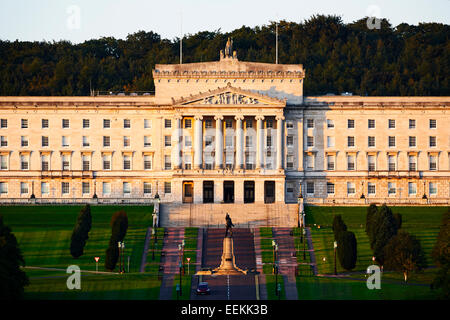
[337,230,357,271]
[365,203,378,242]
[372,204,399,264]
[70,204,92,258]
[332,214,347,240]
[431,209,450,299]
[105,211,128,271]
[384,230,427,282]
[0,215,30,299]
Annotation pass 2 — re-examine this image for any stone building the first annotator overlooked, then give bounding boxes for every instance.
[0,42,449,225]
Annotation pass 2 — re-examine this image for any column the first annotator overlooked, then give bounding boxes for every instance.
[194,115,203,169]
[255,115,265,169]
[214,115,224,169]
[276,115,285,170]
[234,115,244,169]
[172,115,182,169]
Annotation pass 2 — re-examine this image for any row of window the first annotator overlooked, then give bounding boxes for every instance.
[309,118,437,130]
[0,118,153,129]
[0,181,172,195]
[303,181,440,196]
[307,135,439,148]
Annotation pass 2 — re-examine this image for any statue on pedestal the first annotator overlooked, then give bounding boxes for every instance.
[225,213,234,237]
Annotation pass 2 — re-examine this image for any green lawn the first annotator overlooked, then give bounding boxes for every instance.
[0,205,156,299]
[265,274,286,300]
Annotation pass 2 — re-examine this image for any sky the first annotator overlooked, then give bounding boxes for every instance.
[0,0,449,43]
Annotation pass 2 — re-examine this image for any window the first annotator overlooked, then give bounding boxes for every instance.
[144,119,152,129]
[42,119,49,128]
[429,155,437,171]
[103,119,111,128]
[123,136,131,147]
[144,136,152,147]
[306,181,314,194]
[409,119,416,129]
[368,119,375,129]
[388,136,396,148]
[245,135,252,147]
[306,155,314,170]
[327,136,335,148]
[429,182,437,195]
[82,182,90,194]
[225,152,233,169]
[123,182,131,194]
[368,155,376,171]
[388,182,396,195]
[123,155,131,170]
[286,135,294,146]
[185,135,192,147]
[144,182,152,194]
[102,182,111,195]
[41,155,49,171]
[0,119,7,128]
[82,155,90,171]
[0,136,7,147]
[61,182,70,194]
[165,119,172,128]
[286,155,294,169]
[0,155,7,170]
[266,135,272,147]
[205,136,213,147]
[368,183,376,195]
[347,119,354,129]
[307,119,314,128]
[20,182,28,194]
[184,154,192,170]
[62,136,69,147]
[123,119,131,128]
[62,155,70,171]
[408,182,417,195]
[83,119,90,128]
[327,155,335,171]
[388,119,395,129]
[368,136,375,148]
[246,120,253,128]
[21,119,28,128]
[204,119,212,128]
[286,182,294,194]
[347,182,356,195]
[41,182,49,195]
[327,119,334,129]
[21,155,29,170]
[429,119,436,129]
[347,136,355,147]
[245,151,254,169]
[225,120,232,128]
[307,136,314,147]
[266,119,274,128]
[409,136,416,148]
[41,136,49,147]
[83,136,90,147]
[0,182,8,194]
[164,155,171,170]
[62,119,69,128]
[164,181,171,194]
[409,156,417,171]
[21,136,28,147]
[144,155,152,170]
[103,136,110,147]
[164,135,171,147]
[327,182,335,194]
[347,155,355,171]
[429,136,436,147]
[388,155,396,171]
[103,155,111,170]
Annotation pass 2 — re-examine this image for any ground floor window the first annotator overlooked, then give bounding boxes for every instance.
[144,182,152,194]
[326,182,334,195]
[164,182,171,194]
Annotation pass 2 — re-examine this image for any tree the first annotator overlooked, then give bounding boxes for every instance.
[337,230,357,271]
[431,209,450,299]
[393,213,403,230]
[105,211,128,271]
[70,204,92,258]
[332,214,347,240]
[0,215,30,299]
[365,203,378,242]
[368,204,399,264]
[384,230,427,282]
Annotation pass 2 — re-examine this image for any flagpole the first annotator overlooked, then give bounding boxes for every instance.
[276,21,278,64]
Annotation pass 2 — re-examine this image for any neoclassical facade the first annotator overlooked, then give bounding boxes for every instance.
[0,46,449,206]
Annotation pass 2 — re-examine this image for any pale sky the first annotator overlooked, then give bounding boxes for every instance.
[1,0,449,43]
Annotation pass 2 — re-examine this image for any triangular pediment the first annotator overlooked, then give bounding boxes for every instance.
[171,83,286,107]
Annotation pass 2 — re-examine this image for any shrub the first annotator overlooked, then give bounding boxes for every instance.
[337,231,357,271]
[332,214,347,240]
[70,204,92,258]
[105,210,128,271]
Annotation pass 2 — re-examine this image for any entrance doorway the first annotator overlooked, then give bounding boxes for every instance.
[244,181,255,203]
[203,181,214,203]
[223,181,234,203]
[183,181,193,203]
[264,181,275,203]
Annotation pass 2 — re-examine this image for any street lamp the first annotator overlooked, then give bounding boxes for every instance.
[297,191,303,228]
[272,240,276,274]
[303,227,306,260]
[182,240,185,275]
[333,241,338,275]
[178,259,182,297]
[274,261,279,297]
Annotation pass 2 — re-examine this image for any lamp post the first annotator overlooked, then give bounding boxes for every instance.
[274,261,279,297]
[182,240,185,275]
[333,241,338,275]
[303,227,306,261]
[178,244,183,296]
[118,241,122,273]
[272,240,276,274]
[297,190,303,228]
[178,260,182,297]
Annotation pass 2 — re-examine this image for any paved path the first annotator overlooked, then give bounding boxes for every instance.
[139,227,152,273]
[272,227,298,300]
[305,227,318,275]
[158,227,185,300]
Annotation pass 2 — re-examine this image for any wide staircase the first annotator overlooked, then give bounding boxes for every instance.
[160,203,299,227]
